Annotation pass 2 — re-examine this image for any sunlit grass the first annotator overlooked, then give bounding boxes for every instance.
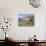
[18,21,34,26]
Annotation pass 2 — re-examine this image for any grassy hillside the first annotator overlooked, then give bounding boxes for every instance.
[18,16,34,26]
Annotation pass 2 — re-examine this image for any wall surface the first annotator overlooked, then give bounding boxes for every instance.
[0,0,46,40]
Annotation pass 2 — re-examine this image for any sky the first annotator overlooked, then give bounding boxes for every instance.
[18,14,34,18]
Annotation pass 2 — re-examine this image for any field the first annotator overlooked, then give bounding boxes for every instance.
[18,16,34,26]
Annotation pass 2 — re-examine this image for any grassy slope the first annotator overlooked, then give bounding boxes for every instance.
[18,16,34,26]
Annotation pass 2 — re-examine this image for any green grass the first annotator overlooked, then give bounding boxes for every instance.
[18,16,34,26]
[18,21,34,26]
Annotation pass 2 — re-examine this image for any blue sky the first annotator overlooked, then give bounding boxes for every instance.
[18,14,33,16]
